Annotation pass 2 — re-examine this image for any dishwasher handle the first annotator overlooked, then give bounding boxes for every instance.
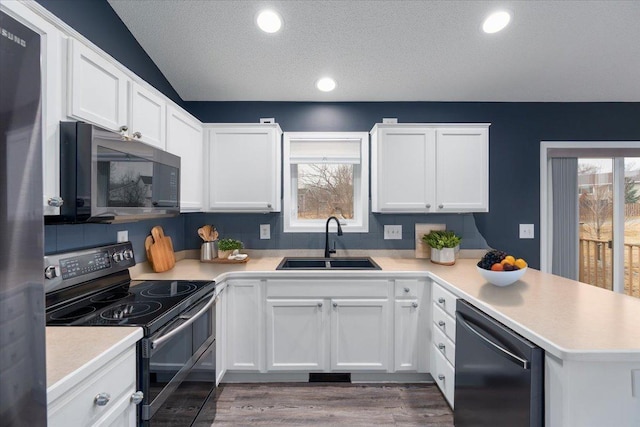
[455,311,529,370]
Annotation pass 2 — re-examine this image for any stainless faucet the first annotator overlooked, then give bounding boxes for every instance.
[324,216,343,258]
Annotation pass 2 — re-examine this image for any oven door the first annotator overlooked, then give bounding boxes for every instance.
[140,290,218,424]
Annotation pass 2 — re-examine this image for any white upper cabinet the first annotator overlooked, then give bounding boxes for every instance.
[68,38,128,132]
[166,106,204,212]
[371,123,489,213]
[435,127,488,212]
[206,124,282,212]
[129,82,166,149]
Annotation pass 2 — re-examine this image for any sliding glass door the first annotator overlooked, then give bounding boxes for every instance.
[542,142,640,299]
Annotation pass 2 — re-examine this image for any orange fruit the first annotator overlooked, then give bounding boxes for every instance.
[491,263,504,271]
[514,258,527,269]
[503,255,516,265]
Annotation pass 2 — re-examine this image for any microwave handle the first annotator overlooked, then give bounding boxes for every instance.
[151,291,218,349]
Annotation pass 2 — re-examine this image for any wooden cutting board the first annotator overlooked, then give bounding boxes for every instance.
[415,223,446,259]
[147,226,176,272]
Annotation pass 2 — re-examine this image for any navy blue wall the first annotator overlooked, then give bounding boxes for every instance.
[36,0,640,269]
[35,0,183,106]
[185,101,640,268]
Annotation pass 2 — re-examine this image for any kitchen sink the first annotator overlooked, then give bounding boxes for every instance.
[276,257,381,270]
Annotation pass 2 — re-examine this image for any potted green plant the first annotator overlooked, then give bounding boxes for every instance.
[217,238,243,259]
[422,230,461,265]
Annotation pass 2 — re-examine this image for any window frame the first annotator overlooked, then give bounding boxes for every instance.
[283,132,369,233]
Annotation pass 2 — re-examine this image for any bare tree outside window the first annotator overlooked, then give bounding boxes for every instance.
[297,164,354,219]
[109,171,148,207]
[578,162,612,240]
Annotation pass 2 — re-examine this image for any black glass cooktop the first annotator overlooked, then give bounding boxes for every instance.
[46,279,215,334]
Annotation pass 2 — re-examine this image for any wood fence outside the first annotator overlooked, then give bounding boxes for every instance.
[579,238,640,298]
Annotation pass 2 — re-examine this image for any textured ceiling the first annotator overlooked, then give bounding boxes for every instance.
[107,0,640,102]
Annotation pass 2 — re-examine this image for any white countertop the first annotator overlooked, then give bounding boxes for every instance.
[46,326,143,403]
[130,254,640,362]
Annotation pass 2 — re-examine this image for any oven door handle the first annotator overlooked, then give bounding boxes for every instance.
[151,291,218,349]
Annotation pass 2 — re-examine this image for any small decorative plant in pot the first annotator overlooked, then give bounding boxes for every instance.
[217,238,243,259]
[422,230,461,265]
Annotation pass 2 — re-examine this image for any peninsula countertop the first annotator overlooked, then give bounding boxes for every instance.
[129,252,640,362]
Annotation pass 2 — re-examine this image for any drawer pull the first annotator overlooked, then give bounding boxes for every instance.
[438,343,446,351]
[437,374,445,381]
[412,302,418,308]
[404,287,410,293]
[94,392,111,406]
[131,391,144,405]
[317,302,323,308]
[332,302,338,308]
[438,297,445,304]
[438,320,445,327]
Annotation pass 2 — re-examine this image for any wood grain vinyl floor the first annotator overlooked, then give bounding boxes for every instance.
[194,383,454,426]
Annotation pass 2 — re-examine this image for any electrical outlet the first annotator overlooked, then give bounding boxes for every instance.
[519,224,534,239]
[260,224,271,240]
[384,225,402,240]
[117,230,128,242]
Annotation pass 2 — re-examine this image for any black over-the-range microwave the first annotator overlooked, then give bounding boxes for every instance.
[46,121,180,224]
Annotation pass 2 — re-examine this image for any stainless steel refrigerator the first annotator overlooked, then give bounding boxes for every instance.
[0,9,47,426]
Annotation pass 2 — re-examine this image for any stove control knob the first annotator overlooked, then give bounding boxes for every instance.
[112,252,124,263]
[123,249,134,260]
[44,265,60,279]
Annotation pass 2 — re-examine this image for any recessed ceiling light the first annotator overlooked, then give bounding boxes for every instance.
[256,10,282,33]
[316,77,336,92]
[482,11,511,34]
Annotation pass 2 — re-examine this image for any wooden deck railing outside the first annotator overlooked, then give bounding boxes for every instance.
[579,238,640,298]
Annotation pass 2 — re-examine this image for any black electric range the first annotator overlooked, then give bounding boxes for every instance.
[44,242,219,426]
[46,277,216,335]
[44,242,216,335]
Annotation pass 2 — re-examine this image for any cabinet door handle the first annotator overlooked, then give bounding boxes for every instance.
[438,204,444,209]
[437,374,445,381]
[94,392,111,406]
[332,302,338,308]
[317,302,323,308]
[412,302,418,308]
[132,131,142,139]
[47,196,64,207]
[403,287,410,293]
[130,391,144,405]
[438,343,446,350]
[438,297,445,304]
[267,203,272,209]
[438,320,445,327]
[119,125,128,133]
[426,204,431,208]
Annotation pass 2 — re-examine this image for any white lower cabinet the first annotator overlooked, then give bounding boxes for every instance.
[215,286,227,385]
[430,280,459,408]
[266,299,326,370]
[47,345,139,427]
[226,280,263,371]
[330,299,389,371]
[431,342,455,408]
[394,299,420,371]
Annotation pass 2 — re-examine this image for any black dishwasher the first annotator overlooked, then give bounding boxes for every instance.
[454,300,543,427]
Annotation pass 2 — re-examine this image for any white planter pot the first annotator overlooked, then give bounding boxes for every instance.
[430,246,458,265]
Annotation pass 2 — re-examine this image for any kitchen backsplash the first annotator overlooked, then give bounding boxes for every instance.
[45,211,488,262]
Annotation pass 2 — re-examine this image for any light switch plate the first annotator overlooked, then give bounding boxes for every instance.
[384,225,402,240]
[260,224,271,239]
[117,230,128,242]
[519,224,534,239]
